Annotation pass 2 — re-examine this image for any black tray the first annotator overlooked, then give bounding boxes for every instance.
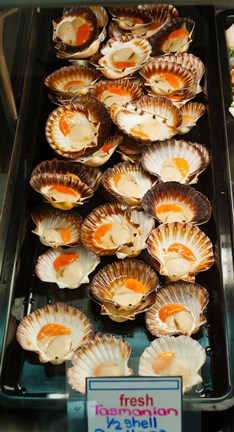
[0,5,234,415]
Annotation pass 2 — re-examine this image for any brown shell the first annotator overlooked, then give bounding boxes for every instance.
[177,102,206,135]
[90,78,145,109]
[53,7,98,52]
[142,181,212,225]
[109,7,153,31]
[45,95,111,160]
[44,65,101,98]
[138,4,179,21]
[149,18,195,56]
[89,259,158,321]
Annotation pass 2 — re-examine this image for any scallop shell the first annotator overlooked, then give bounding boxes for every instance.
[78,135,123,167]
[149,17,195,56]
[177,102,206,135]
[80,202,154,258]
[141,139,210,184]
[108,21,126,39]
[35,245,100,289]
[53,7,98,51]
[117,135,149,162]
[145,281,209,337]
[90,78,145,109]
[139,60,196,101]
[147,222,214,282]
[16,302,94,365]
[68,333,134,394]
[31,206,82,247]
[134,4,179,38]
[89,259,158,322]
[97,35,152,79]
[142,181,212,225]
[45,95,111,160]
[101,161,157,207]
[138,335,206,393]
[109,7,153,31]
[44,65,101,102]
[111,96,182,142]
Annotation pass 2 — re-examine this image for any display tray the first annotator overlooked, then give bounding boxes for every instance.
[0,5,234,413]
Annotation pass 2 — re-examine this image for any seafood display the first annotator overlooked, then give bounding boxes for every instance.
[16,4,221,400]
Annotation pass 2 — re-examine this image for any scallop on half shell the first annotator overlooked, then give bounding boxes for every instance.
[16,302,94,365]
[141,139,210,184]
[35,245,100,289]
[145,281,209,337]
[68,333,134,394]
[142,181,212,225]
[111,96,182,142]
[177,102,206,135]
[89,259,158,322]
[101,161,157,207]
[80,202,155,258]
[31,206,82,247]
[147,222,214,282]
[138,335,206,393]
[45,95,111,161]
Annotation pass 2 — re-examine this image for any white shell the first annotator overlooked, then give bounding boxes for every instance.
[31,206,82,247]
[177,102,206,135]
[146,222,214,282]
[77,135,122,166]
[35,245,100,289]
[138,335,206,393]
[145,281,209,337]
[68,333,134,393]
[16,302,94,365]
[141,139,210,184]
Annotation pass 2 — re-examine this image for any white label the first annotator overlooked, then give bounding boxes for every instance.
[87,377,182,432]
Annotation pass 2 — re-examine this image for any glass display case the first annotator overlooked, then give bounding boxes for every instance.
[0,3,234,431]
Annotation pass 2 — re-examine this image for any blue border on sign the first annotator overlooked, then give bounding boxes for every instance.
[88,378,180,391]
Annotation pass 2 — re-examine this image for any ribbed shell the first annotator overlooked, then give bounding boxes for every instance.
[141,139,210,184]
[53,7,98,51]
[44,65,101,99]
[68,333,133,394]
[35,245,100,289]
[142,181,212,225]
[16,302,94,364]
[78,135,123,167]
[101,161,157,207]
[90,78,145,109]
[149,18,195,56]
[138,335,206,393]
[31,206,82,247]
[111,96,182,142]
[89,259,158,321]
[109,7,153,31]
[98,35,152,79]
[45,95,111,160]
[177,102,206,135]
[81,202,154,258]
[134,4,179,38]
[147,222,214,282]
[145,281,209,337]
[139,60,195,100]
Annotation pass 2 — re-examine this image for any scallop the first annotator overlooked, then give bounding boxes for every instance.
[35,245,100,289]
[45,95,111,160]
[90,78,145,109]
[31,206,82,247]
[111,96,182,142]
[44,65,101,102]
[177,102,206,135]
[53,7,107,59]
[149,17,195,56]
[78,135,123,167]
[30,159,101,210]
[138,335,206,393]
[134,4,179,38]
[16,302,94,365]
[89,259,158,322]
[97,35,152,79]
[139,59,196,102]
[147,222,214,282]
[117,135,149,162]
[142,181,212,225]
[108,6,154,32]
[80,202,155,258]
[145,281,209,337]
[141,139,210,184]
[68,334,134,394]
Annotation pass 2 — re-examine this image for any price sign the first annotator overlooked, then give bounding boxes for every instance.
[87,377,182,432]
